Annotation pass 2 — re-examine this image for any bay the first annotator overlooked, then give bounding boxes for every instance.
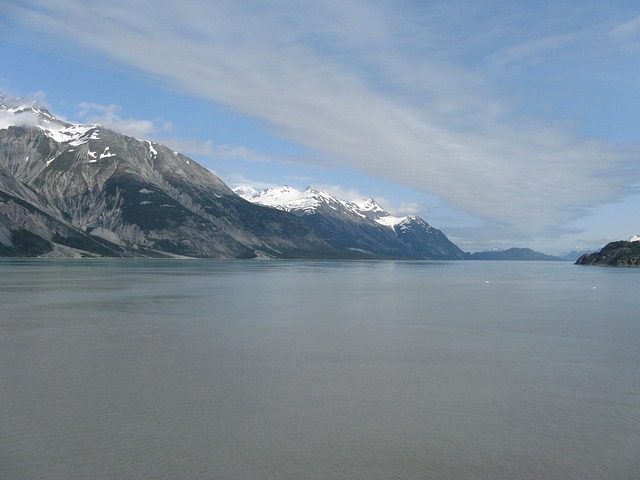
[1,259,639,479]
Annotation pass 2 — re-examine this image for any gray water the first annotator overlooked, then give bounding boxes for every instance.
[1,259,639,479]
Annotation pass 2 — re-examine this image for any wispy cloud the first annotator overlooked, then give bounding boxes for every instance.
[489,12,640,66]
[489,31,585,66]
[608,14,640,51]
[6,0,640,240]
[158,137,271,163]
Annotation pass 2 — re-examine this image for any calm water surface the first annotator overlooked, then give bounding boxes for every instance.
[1,259,639,479]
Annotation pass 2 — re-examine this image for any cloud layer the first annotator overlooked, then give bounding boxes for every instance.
[5,0,640,238]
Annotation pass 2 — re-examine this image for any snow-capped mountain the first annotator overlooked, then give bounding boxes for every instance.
[236,186,465,259]
[1,93,465,259]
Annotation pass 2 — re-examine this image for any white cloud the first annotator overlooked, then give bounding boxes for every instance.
[76,102,172,138]
[0,89,51,129]
[225,174,283,193]
[0,109,38,129]
[7,0,640,241]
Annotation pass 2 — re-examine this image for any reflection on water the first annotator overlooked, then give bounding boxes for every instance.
[1,259,639,479]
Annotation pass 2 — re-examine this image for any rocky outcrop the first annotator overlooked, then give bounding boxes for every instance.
[575,241,640,266]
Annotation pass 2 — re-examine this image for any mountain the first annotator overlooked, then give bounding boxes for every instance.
[466,247,566,261]
[235,186,466,259]
[575,238,640,266]
[0,94,341,258]
[1,94,465,259]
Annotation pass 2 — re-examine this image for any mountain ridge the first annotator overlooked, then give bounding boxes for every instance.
[1,94,464,259]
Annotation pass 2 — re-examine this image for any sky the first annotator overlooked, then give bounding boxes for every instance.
[1,0,639,255]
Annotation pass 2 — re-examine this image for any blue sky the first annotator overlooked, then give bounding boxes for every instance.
[1,0,639,254]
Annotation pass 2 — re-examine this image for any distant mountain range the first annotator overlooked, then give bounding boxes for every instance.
[465,247,566,261]
[575,238,640,266]
[0,94,463,259]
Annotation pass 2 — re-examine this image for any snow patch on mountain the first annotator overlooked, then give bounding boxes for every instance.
[375,214,406,229]
[147,141,158,158]
[630,235,640,242]
[99,147,116,159]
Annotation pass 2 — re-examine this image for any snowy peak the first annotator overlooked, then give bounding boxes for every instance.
[351,198,386,218]
[236,185,352,216]
[235,185,414,228]
[0,94,67,129]
[394,215,433,234]
[0,93,102,147]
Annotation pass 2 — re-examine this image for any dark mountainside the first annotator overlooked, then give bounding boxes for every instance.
[575,241,640,266]
[237,187,466,260]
